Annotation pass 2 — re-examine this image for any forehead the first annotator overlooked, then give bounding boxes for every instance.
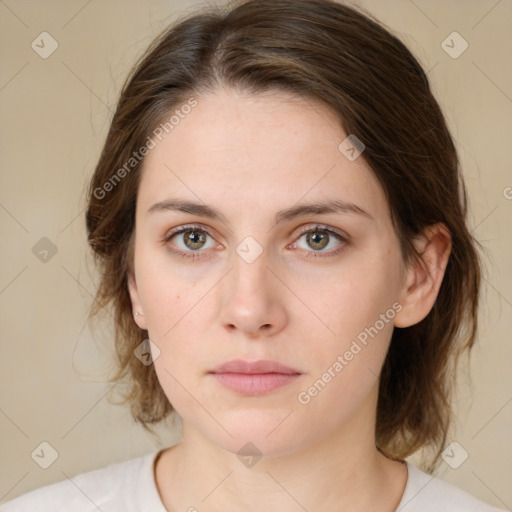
[137,88,389,226]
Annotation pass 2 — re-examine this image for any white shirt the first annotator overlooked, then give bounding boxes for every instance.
[1,449,506,511]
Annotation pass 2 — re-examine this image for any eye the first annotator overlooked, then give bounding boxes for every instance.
[162,223,349,261]
[292,225,349,258]
[162,224,217,259]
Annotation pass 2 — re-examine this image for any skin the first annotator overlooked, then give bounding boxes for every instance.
[128,88,451,511]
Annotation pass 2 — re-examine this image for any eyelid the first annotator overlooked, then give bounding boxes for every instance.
[163,223,219,242]
[293,223,348,241]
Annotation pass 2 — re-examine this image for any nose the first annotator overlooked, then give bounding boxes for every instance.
[218,249,288,338]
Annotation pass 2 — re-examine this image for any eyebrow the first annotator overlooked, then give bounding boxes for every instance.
[146,198,373,225]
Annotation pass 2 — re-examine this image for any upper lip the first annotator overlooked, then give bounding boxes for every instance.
[211,359,301,375]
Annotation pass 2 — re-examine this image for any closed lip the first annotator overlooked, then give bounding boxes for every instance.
[210,359,301,375]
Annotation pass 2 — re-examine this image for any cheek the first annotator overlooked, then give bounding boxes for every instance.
[291,253,402,382]
[293,273,397,424]
[135,248,202,336]
[295,258,401,340]
[135,254,217,389]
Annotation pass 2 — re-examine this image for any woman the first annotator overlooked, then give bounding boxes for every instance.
[2,0,505,510]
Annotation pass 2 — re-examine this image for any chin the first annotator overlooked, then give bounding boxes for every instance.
[202,408,309,458]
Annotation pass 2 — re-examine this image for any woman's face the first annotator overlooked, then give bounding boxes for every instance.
[129,88,410,456]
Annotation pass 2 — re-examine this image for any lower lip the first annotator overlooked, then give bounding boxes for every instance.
[212,372,301,396]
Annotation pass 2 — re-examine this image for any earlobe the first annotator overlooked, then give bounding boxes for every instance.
[394,223,452,328]
[127,272,147,330]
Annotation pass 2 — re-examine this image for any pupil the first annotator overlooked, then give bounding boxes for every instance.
[308,230,328,250]
[186,230,205,249]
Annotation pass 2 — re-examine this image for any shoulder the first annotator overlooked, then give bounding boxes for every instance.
[397,462,507,512]
[0,450,162,512]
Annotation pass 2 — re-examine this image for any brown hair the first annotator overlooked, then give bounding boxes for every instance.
[85,0,481,472]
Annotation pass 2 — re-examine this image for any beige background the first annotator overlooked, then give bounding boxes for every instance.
[1,0,511,508]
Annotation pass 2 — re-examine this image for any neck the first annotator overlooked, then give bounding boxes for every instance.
[155,410,407,511]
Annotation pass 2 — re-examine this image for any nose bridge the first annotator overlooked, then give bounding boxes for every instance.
[228,240,273,307]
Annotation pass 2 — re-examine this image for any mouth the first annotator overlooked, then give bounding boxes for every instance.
[209,359,302,396]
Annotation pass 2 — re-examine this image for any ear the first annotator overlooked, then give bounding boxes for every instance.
[127,271,147,330]
[394,223,452,328]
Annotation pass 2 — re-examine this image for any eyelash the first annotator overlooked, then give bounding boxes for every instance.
[161,223,350,260]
